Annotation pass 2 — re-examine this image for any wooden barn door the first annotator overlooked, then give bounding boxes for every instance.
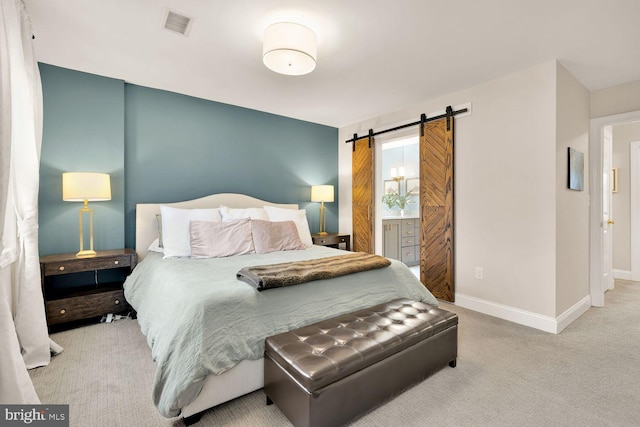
[420,116,454,301]
[352,135,374,253]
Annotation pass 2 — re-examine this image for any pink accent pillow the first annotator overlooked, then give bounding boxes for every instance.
[263,206,313,248]
[251,220,305,254]
[189,219,254,258]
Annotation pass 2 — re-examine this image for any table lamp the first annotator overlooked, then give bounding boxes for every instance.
[62,172,111,258]
[311,185,334,236]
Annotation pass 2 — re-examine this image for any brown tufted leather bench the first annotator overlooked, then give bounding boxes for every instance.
[264,298,458,427]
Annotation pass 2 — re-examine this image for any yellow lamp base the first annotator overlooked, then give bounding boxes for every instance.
[76,203,96,258]
[76,249,97,258]
[318,202,328,235]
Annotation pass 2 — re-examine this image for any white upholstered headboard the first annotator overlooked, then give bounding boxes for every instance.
[135,193,298,260]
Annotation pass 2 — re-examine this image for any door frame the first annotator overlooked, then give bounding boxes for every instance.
[603,125,614,292]
[589,110,640,306]
[631,140,640,281]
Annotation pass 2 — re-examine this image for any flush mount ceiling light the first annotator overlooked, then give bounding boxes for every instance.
[263,22,317,76]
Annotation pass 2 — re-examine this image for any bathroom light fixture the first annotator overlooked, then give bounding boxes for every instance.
[390,166,405,182]
[311,185,334,235]
[263,22,317,76]
[63,172,111,257]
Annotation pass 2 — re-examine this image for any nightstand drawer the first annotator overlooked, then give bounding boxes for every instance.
[314,235,346,246]
[311,233,351,251]
[45,289,127,325]
[44,255,132,276]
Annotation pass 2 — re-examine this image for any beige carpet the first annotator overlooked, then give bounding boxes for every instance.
[30,280,640,427]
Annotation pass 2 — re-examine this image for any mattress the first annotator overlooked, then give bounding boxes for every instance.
[123,245,438,417]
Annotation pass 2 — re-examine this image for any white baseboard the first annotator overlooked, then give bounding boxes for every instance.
[556,295,592,333]
[613,269,632,280]
[454,293,591,334]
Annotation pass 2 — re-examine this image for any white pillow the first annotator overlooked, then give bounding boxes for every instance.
[147,238,164,254]
[155,214,163,248]
[263,206,313,248]
[190,219,254,258]
[160,206,222,258]
[219,205,269,221]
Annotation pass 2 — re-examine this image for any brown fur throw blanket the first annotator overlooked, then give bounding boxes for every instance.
[237,252,391,291]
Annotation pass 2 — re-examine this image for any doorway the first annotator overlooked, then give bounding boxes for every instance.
[589,110,640,306]
[631,140,640,281]
[374,133,420,265]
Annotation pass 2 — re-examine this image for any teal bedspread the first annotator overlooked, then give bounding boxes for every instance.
[123,246,438,417]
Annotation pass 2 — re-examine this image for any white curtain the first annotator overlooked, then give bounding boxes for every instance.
[0,0,56,404]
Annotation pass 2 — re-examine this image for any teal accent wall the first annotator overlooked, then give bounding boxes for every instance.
[39,64,125,256]
[38,64,338,254]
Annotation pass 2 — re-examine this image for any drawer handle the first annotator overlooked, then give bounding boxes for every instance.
[114,260,119,265]
[60,309,66,315]
[59,266,65,271]
[407,240,413,244]
[320,240,326,244]
[114,299,120,305]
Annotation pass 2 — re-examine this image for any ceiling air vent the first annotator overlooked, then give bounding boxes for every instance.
[162,8,193,36]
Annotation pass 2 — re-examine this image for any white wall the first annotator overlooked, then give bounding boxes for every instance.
[555,63,591,315]
[591,80,640,119]
[340,61,562,325]
[612,121,640,273]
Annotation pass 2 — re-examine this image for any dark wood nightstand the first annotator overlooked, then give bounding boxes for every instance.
[311,233,351,251]
[40,249,137,327]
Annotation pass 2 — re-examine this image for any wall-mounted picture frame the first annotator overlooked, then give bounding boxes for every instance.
[384,180,399,194]
[612,168,618,193]
[406,178,420,195]
[568,147,584,191]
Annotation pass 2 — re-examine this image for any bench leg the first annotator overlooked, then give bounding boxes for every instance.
[448,358,457,368]
[183,412,202,426]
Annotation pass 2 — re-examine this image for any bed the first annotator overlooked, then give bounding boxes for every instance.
[124,193,439,421]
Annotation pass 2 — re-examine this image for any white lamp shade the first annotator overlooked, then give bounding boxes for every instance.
[263,22,317,76]
[311,185,334,203]
[63,172,111,202]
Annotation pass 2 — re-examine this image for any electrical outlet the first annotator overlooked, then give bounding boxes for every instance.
[475,267,484,280]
